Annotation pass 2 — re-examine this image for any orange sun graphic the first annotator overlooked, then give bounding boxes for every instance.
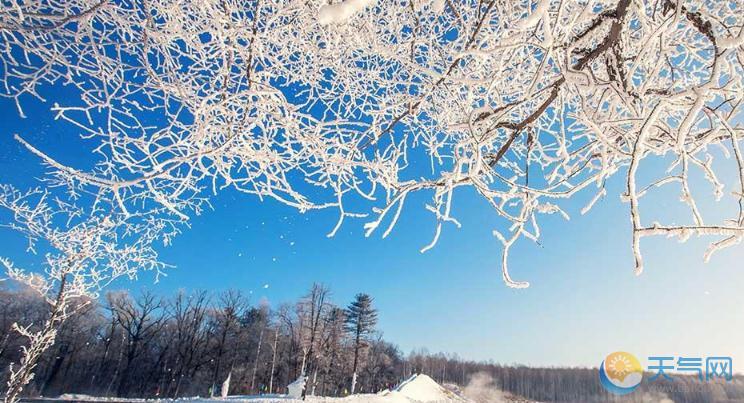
[605,352,641,382]
[608,356,633,380]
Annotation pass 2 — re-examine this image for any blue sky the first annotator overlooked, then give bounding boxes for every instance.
[2,89,744,372]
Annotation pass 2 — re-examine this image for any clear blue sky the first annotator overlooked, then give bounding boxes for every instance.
[2,86,743,372]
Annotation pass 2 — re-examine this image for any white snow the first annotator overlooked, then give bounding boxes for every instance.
[221,372,232,398]
[517,0,549,29]
[430,0,445,14]
[718,26,744,49]
[53,374,475,403]
[395,374,465,402]
[318,0,375,25]
[287,375,306,399]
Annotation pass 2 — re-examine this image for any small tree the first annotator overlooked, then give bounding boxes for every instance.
[344,293,377,394]
[0,185,169,402]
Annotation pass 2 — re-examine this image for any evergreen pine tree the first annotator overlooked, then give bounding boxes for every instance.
[345,293,377,394]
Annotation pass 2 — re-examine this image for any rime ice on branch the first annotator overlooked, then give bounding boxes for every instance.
[0,185,171,402]
[1,0,743,289]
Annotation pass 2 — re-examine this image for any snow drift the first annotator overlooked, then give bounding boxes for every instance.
[54,374,481,403]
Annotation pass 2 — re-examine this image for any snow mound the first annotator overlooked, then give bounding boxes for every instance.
[395,374,465,402]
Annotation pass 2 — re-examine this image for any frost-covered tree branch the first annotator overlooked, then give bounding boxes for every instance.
[0,185,170,402]
[1,0,743,289]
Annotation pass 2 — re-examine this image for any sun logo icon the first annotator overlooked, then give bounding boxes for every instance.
[599,352,643,395]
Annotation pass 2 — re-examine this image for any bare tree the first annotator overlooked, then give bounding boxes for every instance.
[207,290,247,396]
[297,283,331,397]
[317,307,346,396]
[109,291,165,397]
[167,290,210,398]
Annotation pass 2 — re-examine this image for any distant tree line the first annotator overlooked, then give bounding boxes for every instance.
[1,284,743,403]
[0,283,396,399]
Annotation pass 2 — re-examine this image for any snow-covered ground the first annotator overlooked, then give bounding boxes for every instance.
[50,374,530,403]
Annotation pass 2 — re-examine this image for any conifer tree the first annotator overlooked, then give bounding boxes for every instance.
[344,294,377,394]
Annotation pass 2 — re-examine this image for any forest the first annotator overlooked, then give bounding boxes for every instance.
[1,283,743,403]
